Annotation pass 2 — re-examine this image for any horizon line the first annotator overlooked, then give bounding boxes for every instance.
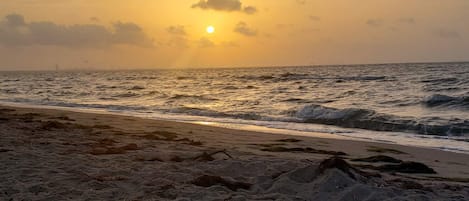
[0,60,468,72]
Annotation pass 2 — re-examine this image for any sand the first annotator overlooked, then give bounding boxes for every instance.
[1,104,468,201]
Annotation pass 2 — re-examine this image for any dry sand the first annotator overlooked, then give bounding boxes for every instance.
[1,105,468,201]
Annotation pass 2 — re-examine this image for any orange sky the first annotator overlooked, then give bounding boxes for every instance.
[0,0,468,70]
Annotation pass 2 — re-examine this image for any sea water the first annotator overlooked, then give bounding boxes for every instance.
[1,62,468,153]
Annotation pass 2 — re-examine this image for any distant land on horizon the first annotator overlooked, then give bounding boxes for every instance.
[1,60,469,72]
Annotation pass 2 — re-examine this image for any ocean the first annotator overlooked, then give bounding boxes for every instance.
[1,62,469,153]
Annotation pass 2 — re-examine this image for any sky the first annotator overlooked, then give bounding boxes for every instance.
[0,0,468,70]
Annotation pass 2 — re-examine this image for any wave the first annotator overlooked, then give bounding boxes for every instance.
[423,94,469,108]
[238,74,388,82]
[293,104,469,136]
[0,98,147,111]
[112,92,140,98]
[165,104,469,136]
[129,85,145,90]
[222,86,239,90]
[169,107,262,120]
[421,77,459,84]
[337,76,387,81]
[169,94,218,101]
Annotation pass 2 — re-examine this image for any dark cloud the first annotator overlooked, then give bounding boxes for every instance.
[90,17,100,22]
[198,37,215,48]
[243,6,257,14]
[192,0,257,14]
[5,14,26,26]
[397,18,415,24]
[296,0,306,5]
[166,25,187,36]
[435,29,461,39]
[112,22,153,46]
[309,16,321,21]
[234,22,257,36]
[166,25,189,48]
[221,41,238,47]
[0,14,153,48]
[300,28,320,33]
[276,24,294,29]
[366,19,384,27]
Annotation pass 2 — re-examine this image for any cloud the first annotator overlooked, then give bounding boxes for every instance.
[309,15,321,21]
[0,14,153,48]
[166,25,187,36]
[435,29,461,39]
[234,22,257,36]
[366,19,384,27]
[5,14,26,26]
[112,22,153,47]
[276,24,294,29]
[167,36,189,48]
[397,18,415,24]
[90,17,100,22]
[296,0,307,5]
[166,25,189,48]
[198,37,215,48]
[191,0,257,14]
[221,41,238,47]
[243,6,257,14]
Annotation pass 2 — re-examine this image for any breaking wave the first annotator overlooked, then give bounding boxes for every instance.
[293,104,469,136]
[423,94,469,109]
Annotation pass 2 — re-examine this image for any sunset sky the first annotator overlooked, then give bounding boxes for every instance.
[0,0,468,70]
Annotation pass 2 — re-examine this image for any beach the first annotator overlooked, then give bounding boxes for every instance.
[1,104,468,200]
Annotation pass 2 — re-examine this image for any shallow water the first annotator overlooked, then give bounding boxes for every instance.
[1,62,469,152]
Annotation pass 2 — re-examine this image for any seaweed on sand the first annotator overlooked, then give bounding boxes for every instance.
[141,131,203,146]
[351,155,403,163]
[366,146,407,154]
[191,175,251,191]
[377,162,437,174]
[261,146,347,156]
[276,138,302,143]
[89,143,139,155]
[170,150,233,162]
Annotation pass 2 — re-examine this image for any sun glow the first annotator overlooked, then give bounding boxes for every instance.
[206,26,215,34]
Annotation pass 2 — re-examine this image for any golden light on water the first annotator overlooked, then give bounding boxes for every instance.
[206,26,215,34]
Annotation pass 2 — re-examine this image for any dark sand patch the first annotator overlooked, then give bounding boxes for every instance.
[191,175,251,191]
[351,155,402,163]
[250,143,286,148]
[378,162,436,174]
[92,124,114,129]
[261,146,347,156]
[0,108,16,113]
[49,116,75,121]
[0,148,12,153]
[89,143,139,155]
[389,179,427,190]
[358,161,436,174]
[275,138,302,143]
[140,131,203,146]
[170,150,233,162]
[366,146,407,154]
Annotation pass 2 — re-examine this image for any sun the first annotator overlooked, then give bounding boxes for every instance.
[206,26,215,34]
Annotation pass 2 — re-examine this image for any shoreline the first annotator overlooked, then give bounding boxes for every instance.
[1,104,469,200]
[2,101,468,155]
